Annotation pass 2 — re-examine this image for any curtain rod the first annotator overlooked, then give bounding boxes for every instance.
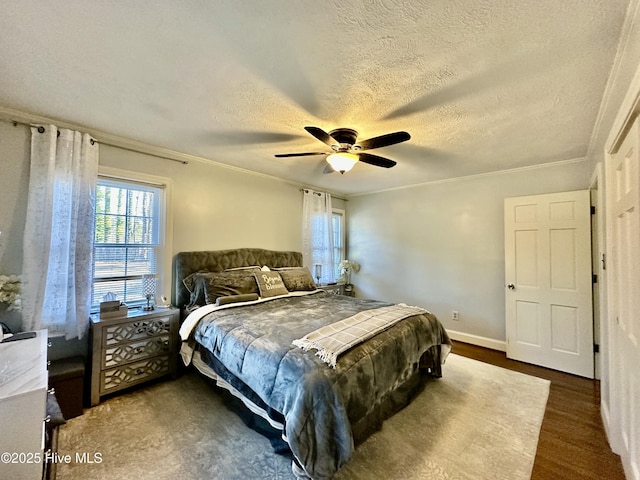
[9,119,348,197]
[10,120,188,165]
[98,140,188,165]
[300,188,348,201]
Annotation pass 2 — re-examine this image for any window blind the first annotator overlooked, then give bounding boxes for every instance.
[92,178,162,309]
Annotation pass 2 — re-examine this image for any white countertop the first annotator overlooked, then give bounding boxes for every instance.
[0,330,48,401]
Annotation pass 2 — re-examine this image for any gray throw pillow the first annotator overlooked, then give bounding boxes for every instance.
[184,268,261,307]
[277,267,317,291]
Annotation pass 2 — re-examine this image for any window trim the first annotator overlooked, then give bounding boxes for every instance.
[95,166,173,308]
[332,208,346,280]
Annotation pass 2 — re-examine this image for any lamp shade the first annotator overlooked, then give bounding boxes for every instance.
[142,275,156,296]
[326,153,358,173]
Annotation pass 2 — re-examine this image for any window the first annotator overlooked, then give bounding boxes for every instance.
[332,209,345,279]
[92,170,171,310]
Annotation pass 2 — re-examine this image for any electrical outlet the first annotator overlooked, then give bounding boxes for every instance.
[452,311,460,321]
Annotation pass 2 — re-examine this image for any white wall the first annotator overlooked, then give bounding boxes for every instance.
[0,120,307,356]
[0,121,29,333]
[347,161,591,345]
[100,145,303,254]
[0,121,29,274]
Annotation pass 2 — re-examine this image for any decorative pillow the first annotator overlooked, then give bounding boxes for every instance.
[253,271,289,298]
[183,271,206,293]
[215,293,259,306]
[184,268,261,308]
[277,267,317,291]
[202,271,260,304]
[183,271,211,309]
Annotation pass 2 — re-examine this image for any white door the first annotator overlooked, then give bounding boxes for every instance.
[606,117,640,475]
[504,190,594,378]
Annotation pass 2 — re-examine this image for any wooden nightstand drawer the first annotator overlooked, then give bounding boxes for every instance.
[103,335,170,369]
[101,356,170,392]
[104,316,172,346]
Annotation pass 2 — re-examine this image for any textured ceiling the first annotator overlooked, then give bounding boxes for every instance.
[0,1,630,195]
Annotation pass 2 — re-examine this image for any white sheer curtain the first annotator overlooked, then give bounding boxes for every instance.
[22,125,99,339]
[302,189,335,284]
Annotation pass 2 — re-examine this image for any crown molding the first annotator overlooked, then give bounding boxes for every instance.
[0,105,353,199]
[590,0,640,156]
[347,156,588,198]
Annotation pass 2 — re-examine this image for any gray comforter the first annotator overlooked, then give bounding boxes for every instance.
[192,291,451,479]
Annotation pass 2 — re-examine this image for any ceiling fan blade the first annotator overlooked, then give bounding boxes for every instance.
[274,152,327,158]
[304,126,337,147]
[356,131,410,150]
[358,152,397,168]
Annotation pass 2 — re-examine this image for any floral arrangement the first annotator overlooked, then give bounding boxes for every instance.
[0,274,22,311]
[339,260,361,273]
[339,260,360,285]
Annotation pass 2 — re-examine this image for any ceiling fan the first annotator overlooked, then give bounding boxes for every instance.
[274,126,411,174]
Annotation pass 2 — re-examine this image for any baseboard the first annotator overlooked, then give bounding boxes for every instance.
[447,330,507,352]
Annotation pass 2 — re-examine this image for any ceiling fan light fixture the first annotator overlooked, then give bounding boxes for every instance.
[326,152,358,174]
[275,126,409,173]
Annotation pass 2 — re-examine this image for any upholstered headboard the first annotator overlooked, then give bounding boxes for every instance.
[172,248,303,311]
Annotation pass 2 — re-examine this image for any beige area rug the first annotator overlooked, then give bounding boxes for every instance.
[56,354,550,480]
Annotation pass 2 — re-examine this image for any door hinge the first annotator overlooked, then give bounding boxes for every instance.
[593,344,600,353]
[592,274,598,284]
[601,253,606,271]
[591,205,596,214]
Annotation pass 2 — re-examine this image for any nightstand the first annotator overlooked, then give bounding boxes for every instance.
[90,307,179,406]
[320,284,346,295]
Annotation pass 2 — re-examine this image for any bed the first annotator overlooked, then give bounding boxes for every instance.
[173,248,451,480]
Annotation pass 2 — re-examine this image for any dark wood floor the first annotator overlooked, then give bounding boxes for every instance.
[451,341,626,480]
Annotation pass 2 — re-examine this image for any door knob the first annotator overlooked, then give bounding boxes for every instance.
[507,283,515,290]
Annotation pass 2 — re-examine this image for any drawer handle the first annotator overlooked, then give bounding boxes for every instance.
[135,368,144,375]
[134,347,143,354]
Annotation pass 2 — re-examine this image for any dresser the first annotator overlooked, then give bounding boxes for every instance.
[0,330,48,480]
[90,308,179,406]
[319,284,345,296]
[321,283,359,296]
